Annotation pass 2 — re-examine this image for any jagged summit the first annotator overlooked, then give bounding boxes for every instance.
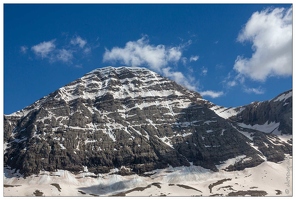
[4,66,292,177]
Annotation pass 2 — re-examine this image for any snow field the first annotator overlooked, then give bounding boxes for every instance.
[4,156,292,197]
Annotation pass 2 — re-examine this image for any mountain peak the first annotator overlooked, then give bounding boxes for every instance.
[4,66,291,178]
[8,66,201,116]
[87,66,153,74]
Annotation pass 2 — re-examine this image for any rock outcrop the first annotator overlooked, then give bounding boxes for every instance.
[230,90,292,135]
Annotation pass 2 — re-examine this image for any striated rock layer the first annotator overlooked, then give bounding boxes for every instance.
[4,66,292,177]
[230,90,292,135]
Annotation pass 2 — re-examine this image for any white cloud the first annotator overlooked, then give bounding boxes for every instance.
[179,39,192,49]
[244,87,265,94]
[20,46,28,54]
[181,57,187,65]
[224,73,245,88]
[223,73,264,95]
[75,64,83,68]
[190,55,199,62]
[29,35,91,65]
[227,80,237,87]
[200,90,224,98]
[84,47,91,54]
[103,36,200,91]
[201,66,208,76]
[167,47,182,63]
[31,40,55,58]
[234,6,292,82]
[71,36,87,48]
[162,67,197,91]
[56,49,73,63]
[103,36,182,72]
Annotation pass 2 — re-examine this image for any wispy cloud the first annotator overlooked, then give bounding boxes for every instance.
[201,66,208,76]
[75,64,83,68]
[103,36,198,91]
[234,6,292,81]
[71,36,87,48]
[28,35,89,65]
[83,47,91,54]
[181,57,187,65]
[200,90,224,98]
[223,73,265,95]
[224,73,245,88]
[244,87,265,94]
[31,40,56,58]
[227,80,236,87]
[56,49,73,63]
[189,55,199,62]
[162,67,197,91]
[20,46,28,54]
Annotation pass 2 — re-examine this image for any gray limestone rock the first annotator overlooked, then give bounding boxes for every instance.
[3,67,292,177]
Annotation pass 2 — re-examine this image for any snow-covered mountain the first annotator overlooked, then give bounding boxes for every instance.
[4,66,292,181]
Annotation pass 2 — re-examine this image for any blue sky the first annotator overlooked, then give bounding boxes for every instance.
[3,3,293,114]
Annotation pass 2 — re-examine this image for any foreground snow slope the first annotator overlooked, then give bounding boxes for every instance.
[4,156,292,197]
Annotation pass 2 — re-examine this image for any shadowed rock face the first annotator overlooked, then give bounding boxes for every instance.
[3,67,292,177]
[229,90,292,135]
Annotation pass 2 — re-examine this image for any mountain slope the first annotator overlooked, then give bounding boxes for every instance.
[230,90,292,135]
[208,89,292,135]
[4,66,292,177]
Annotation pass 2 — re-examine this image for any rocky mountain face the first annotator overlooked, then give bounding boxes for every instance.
[4,66,292,177]
[208,90,292,135]
[231,90,292,135]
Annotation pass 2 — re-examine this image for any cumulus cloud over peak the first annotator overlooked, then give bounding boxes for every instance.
[234,6,292,82]
[31,40,56,58]
[103,36,199,91]
[103,36,182,72]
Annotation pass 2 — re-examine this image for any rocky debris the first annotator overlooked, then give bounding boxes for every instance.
[50,183,62,192]
[275,190,282,195]
[4,66,292,177]
[209,178,232,193]
[33,190,44,196]
[176,184,202,193]
[227,190,268,196]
